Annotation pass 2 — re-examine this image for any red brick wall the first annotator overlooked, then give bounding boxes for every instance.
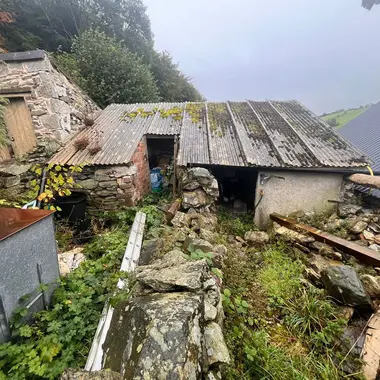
[131,137,151,202]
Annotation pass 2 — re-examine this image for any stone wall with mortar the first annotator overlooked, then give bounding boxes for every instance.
[0,53,99,162]
[254,170,344,228]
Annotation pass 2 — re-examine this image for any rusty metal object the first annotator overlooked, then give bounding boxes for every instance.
[0,208,54,241]
[270,213,380,267]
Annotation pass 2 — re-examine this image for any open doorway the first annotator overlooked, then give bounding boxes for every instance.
[146,136,175,191]
[210,166,258,213]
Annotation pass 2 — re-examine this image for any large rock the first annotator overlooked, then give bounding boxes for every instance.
[171,211,190,228]
[274,225,314,244]
[58,247,85,276]
[183,237,214,253]
[103,293,203,380]
[60,370,121,380]
[136,254,209,293]
[360,274,380,298]
[338,204,362,218]
[321,266,371,307]
[204,322,230,367]
[244,231,269,246]
[186,167,214,187]
[350,221,368,234]
[183,189,210,209]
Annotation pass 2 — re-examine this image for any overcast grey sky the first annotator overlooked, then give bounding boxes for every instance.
[144,0,380,115]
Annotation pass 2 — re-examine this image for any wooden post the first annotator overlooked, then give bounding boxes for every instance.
[173,135,179,197]
[270,213,380,266]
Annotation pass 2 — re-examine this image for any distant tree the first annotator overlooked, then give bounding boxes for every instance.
[362,0,380,9]
[326,118,339,128]
[151,51,204,102]
[0,0,204,103]
[60,30,160,107]
[0,0,153,54]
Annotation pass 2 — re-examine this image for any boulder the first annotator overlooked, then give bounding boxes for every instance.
[199,229,217,244]
[103,293,203,380]
[368,223,380,234]
[360,274,380,298]
[186,167,214,187]
[139,239,164,266]
[204,179,219,198]
[321,265,371,307]
[212,245,228,269]
[183,189,210,209]
[204,301,218,321]
[183,237,214,253]
[204,322,230,367]
[58,247,85,276]
[171,211,190,228]
[338,204,362,218]
[363,230,375,241]
[244,231,269,246]
[60,370,121,380]
[336,306,355,321]
[274,225,314,244]
[136,257,209,293]
[350,221,368,234]
[307,253,342,281]
[369,244,380,252]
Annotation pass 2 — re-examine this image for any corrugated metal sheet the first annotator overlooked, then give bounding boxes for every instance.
[177,103,210,166]
[207,102,245,167]
[339,102,380,173]
[50,100,369,169]
[274,101,368,168]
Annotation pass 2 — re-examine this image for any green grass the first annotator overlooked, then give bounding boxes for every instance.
[321,107,368,129]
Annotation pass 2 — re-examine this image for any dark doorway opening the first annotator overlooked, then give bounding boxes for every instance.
[210,167,258,213]
[146,136,175,171]
[146,136,175,191]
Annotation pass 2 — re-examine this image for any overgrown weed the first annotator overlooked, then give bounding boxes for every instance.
[222,215,363,379]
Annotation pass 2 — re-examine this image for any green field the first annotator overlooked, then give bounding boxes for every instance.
[321,107,368,129]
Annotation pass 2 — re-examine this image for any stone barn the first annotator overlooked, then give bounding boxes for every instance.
[0,50,99,197]
[51,101,368,227]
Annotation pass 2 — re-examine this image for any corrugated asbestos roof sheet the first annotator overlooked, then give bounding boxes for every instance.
[339,102,380,174]
[51,100,369,169]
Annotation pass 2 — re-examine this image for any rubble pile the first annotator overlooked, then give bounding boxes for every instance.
[179,167,219,212]
[97,211,229,380]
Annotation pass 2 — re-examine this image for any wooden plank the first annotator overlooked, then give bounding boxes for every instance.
[362,310,380,380]
[348,174,380,190]
[270,213,380,266]
[4,98,36,156]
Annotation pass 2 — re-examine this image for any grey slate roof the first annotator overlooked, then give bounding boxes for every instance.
[339,102,380,174]
[51,100,368,169]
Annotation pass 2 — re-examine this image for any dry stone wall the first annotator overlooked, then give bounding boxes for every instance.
[0,53,99,161]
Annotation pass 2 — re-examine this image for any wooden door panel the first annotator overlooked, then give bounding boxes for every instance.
[4,98,36,157]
